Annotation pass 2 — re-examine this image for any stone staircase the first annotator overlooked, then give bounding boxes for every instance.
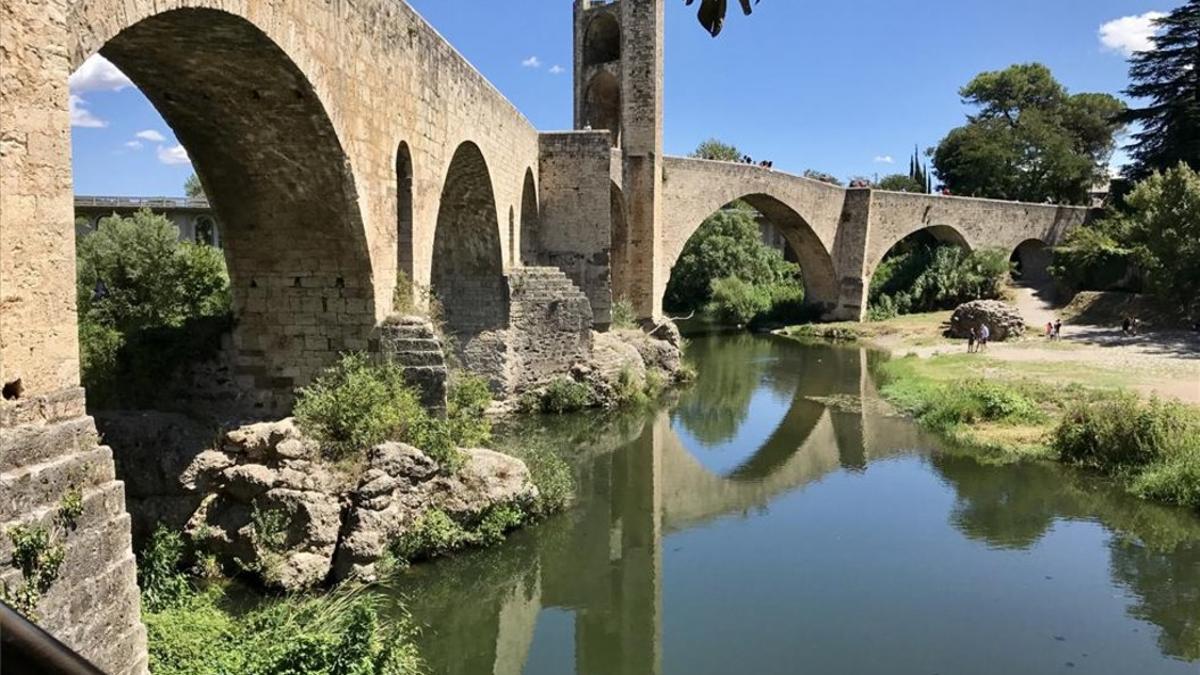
[379,316,448,414]
[504,267,594,391]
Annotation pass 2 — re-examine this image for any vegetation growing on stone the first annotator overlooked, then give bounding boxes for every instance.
[295,353,492,471]
[57,487,84,531]
[0,525,66,618]
[390,504,526,565]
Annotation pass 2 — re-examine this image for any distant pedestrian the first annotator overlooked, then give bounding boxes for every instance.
[1053,319,1062,340]
[1122,317,1132,336]
[979,324,991,351]
[1045,321,1054,338]
[967,327,977,353]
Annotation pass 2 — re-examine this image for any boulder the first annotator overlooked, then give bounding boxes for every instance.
[946,300,1026,341]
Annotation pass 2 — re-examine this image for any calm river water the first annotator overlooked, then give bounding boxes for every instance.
[392,334,1200,674]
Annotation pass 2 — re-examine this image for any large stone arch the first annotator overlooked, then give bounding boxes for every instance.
[1010,238,1053,284]
[610,181,631,303]
[71,7,376,407]
[662,194,839,313]
[432,141,508,339]
[866,223,974,279]
[519,168,540,266]
[397,141,416,284]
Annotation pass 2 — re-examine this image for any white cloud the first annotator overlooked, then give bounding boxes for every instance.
[873,155,895,164]
[69,95,107,128]
[1100,12,1166,56]
[69,55,133,94]
[124,140,144,150]
[135,129,166,142]
[549,65,566,75]
[157,144,191,166]
[521,56,543,68]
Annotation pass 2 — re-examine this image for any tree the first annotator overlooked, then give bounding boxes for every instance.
[691,138,743,162]
[931,64,1125,204]
[802,169,843,186]
[1119,1,1200,178]
[1119,163,1200,310]
[878,174,926,193]
[664,205,798,312]
[686,0,760,37]
[184,173,205,200]
[908,146,931,193]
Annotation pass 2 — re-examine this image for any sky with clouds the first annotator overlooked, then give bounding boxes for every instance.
[69,0,1178,196]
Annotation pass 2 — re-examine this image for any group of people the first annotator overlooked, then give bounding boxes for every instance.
[740,155,774,169]
[1045,319,1063,340]
[966,324,991,353]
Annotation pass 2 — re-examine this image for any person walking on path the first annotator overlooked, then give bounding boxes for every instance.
[967,327,977,353]
[979,323,991,352]
[1053,319,1062,341]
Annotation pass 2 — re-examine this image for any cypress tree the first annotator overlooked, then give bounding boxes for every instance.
[1120,1,1200,178]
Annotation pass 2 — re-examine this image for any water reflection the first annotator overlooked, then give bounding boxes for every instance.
[392,336,1200,674]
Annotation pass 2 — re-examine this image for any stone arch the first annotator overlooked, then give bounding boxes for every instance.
[432,141,508,338]
[519,169,540,266]
[582,71,621,147]
[663,194,838,313]
[1010,238,1053,284]
[583,12,621,66]
[76,7,375,408]
[397,141,415,283]
[610,181,631,303]
[868,223,973,278]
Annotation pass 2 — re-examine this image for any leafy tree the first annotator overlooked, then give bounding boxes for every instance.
[691,138,743,162]
[687,0,760,37]
[878,174,926,193]
[77,209,230,335]
[183,173,205,200]
[932,64,1125,204]
[665,205,798,312]
[803,169,843,186]
[1117,163,1200,309]
[1119,1,1200,178]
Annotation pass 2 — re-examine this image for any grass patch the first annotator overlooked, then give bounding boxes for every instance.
[878,353,1200,510]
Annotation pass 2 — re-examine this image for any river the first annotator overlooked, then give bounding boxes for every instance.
[390,333,1200,674]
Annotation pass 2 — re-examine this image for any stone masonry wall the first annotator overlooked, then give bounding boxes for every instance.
[538,132,615,327]
[505,268,595,393]
[0,390,147,674]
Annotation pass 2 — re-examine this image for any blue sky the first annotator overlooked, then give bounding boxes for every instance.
[70,1,1177,196]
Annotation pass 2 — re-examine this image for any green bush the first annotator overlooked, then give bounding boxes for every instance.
[885,376,1045,432]
[390,504,526,564]
[294,353,426,461]
[445,373,493,449]
[611,298,638,329]
[138,525,194,613]
[495,435,576,518]
[145,587,422,675]
[1,525,65,617]
[532,377,594,415]
[1053,395,1200,471]
[707,276,772,325]
[869,242,1011,318]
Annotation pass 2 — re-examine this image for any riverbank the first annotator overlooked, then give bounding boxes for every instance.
[780,311,1200,511]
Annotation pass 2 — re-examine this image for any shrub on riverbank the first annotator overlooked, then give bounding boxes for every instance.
[295,354,492,470]
[880,355,1200,510]
[1053,395,1200,508]
[140,528,423,675]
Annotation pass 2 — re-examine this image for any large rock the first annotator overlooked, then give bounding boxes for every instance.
[333,443,537,582]
[946,300,1026,341]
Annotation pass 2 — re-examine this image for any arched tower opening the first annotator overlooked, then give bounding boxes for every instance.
[583,13,621,66]
[581,71,622,147]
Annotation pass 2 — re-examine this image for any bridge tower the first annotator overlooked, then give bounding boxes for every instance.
[574,0,665,319]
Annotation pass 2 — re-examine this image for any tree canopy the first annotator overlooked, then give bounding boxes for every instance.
[1119,1,1200,178]
[691,138,743,162]
[184,173,205,200]
[932,64,1125,204]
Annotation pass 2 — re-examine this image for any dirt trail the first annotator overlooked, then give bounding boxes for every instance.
[884,283,1200,404]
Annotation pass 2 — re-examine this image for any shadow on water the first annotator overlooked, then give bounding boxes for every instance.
[388,334,1200,674]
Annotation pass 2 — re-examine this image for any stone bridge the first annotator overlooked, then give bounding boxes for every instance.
[0,0,1094,671]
